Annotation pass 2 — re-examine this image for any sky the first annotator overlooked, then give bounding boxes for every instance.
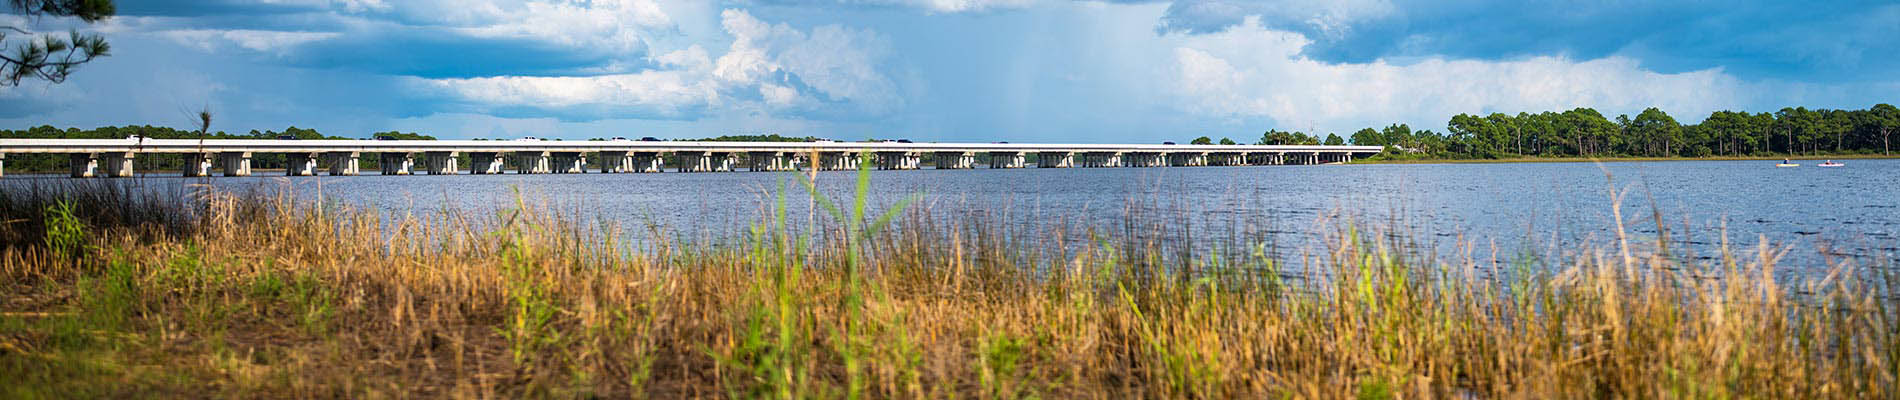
[2,0,1896,142]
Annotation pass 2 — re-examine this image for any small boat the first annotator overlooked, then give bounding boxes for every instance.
[1776,163,1800,167]
[1819,161,1844,167]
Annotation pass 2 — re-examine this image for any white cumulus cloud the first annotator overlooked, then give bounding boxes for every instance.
[449,0,674,53]
[425,70,721,118]
[425,9,902,120]
[1167,17,1749,132]
[882,0,1040,13]
[159,29,343,55]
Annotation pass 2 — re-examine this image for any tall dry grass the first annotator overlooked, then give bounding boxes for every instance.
[0,167,1895,398]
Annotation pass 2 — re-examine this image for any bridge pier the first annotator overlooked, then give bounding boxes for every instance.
[551,152,587,173]
[749,152,796,171]
[1076,152,1120,167]
[218,152,252,176]
[99,152,134,177]
[1123,152,1157,167]
[1204,152,1237,166]
[817,152,863,171]
[988,152,1025,169]
[677,151,734,172]
[182,153,214,177]
[933,152,975,169]
[285,152,319,176]
[1166,152,1207,167]
[678,151,708,172]
[875,151,920,170]
[512,151,552,174]
[380,153,414,175]
[469,152,506,174]
[326,152,360,176]
[68,154,97,178]
[1036,151,1073,168]
[424,151,458,175]
[599,151,632,173]
[630,152,664,173]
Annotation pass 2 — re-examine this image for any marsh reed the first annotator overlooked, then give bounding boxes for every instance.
[1,167,1895,398]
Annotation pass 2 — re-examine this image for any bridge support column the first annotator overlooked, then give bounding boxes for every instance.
[218,152,252,176]
[423,151,458,175]
[97,152,134,177]
[549,152,586,173]
[987,152,1024,169]
[469,152,506,174]
[749,152,795,171]
[285,153,318,176]
[380,153,414,175]
[712,152,736,172]
[1166,152,1187,167]
[677,151,734,172]
[876,152,920,170]
[325,152,359,176]
[817,152,862,171]
[631,152,664,173]
[180,153,214,177]
[1076,152,1118,167]
[1124,152,1156,167]
[599,151,632,173]
[933,152,974,169]
[512,151,551,174]
[68,153,98,178]
[1036,152,1073,168]
[678,152,703,172]
[678,151,704,172]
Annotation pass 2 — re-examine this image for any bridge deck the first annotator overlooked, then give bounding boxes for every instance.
[0,139,1382,177]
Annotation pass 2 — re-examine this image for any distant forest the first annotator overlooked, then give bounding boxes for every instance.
[1217,104,1899,159]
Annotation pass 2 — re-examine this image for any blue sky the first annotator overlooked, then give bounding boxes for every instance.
[2,0,1895,142]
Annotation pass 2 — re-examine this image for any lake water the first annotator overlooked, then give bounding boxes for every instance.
[8,159,1897,268]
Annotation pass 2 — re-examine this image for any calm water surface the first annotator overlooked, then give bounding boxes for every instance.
[13,159,1899,268]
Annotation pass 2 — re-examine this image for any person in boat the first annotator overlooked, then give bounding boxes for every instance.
[1783,158,1791,164]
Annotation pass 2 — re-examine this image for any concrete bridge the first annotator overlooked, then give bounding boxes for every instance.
[0,138,1383,177]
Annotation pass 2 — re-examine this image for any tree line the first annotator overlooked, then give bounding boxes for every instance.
[1191,104,1899,159]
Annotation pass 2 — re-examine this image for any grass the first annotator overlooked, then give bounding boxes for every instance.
[0,159,1896,398]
